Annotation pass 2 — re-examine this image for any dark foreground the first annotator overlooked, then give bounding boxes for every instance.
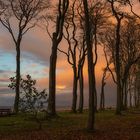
[0,109,140,140]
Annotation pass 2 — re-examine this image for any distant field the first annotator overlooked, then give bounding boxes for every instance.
[0,109,140,140]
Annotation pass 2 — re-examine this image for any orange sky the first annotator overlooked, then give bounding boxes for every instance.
[0,0,140,107]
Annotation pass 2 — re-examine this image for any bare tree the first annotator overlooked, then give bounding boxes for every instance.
[89,0,110,112]
[120,17,140,109]
[78,38,87,113]
[100,47,111,110]
[82,0,95,130]
[101,3,140,111]
[108,0,124,114]
[0,0,48,113]
[81,0,109,130]
[100,68,107,110]
[58,0,87,113]
[76,1,87,113]
[129,61,140,108]
[63,0,79,113]
[47,0,69,116]
[79,0,109,113]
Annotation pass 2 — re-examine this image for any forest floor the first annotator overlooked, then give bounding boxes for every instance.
[0,108,139,140]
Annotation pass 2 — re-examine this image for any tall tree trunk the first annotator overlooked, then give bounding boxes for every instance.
[116,81,122,114]
[100,69,107,110]
[93,26,98,113]
[115,23,122,114]
[83,0,95,131]
[124,81,128,109]
[94,85,98,112]
[115,19,123,114]
[128,75,133,108]
[129,90,132,107]
[102,90,105,109]
[137,85,140,107]
[121,80,125,110]
[78,65,84,113]
[47,36,57,116]
[134,80,137,107]
[109,0,123,115]
[100,82,105,110]
[71,67,78,113]
[121,83,124,109]
[47,0,69,116]
[14,45,20,113]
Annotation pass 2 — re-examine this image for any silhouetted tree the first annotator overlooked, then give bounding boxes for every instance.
[100,47,111,110]
[47,0,69,116]
[120,17,140,109]
[0,0,49,113]
[62,0,79,113]
[57,0,87,113]
[129,61,140,108]
[108,0,124,114]
[101,6,140,111]
[82,0,95,130]
[78,38,86,113]
[88,0,110,112]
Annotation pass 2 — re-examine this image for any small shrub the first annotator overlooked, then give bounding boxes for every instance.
[9,75,48,129]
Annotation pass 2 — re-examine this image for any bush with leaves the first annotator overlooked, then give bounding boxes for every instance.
[9,75,48,129]
[9,75,47,118]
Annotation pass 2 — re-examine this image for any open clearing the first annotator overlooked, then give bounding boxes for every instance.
[0,109,140,140]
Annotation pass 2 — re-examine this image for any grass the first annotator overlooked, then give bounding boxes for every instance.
[0,109,140,140]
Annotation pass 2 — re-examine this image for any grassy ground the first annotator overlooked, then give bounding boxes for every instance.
[0,109,140,140]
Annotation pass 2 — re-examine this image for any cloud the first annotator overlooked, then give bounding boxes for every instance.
[0,12,118,107]
[0,70,14,75]
[0,87,12,94]
[43,67,49,74]
[0,78,10,83]
[0,23,51,66]
[56,85,66,90]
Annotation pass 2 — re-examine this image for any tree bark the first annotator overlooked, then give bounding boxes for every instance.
[83,0,95,131]
[47,34,57,116]
[14,45,20,113]
[71,67,78,113]
[116,81,122,114]
[78,65,84,113]
[47,0,69,116]
[94,79,98,112]
[124,81,128,109]
[109,0,124,115]
[129,91,132,107]
[134,79,137,107]
[100,81,106,110]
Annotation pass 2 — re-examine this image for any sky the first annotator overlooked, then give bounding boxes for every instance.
[0,22,117,108]
[0,0,139,108]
